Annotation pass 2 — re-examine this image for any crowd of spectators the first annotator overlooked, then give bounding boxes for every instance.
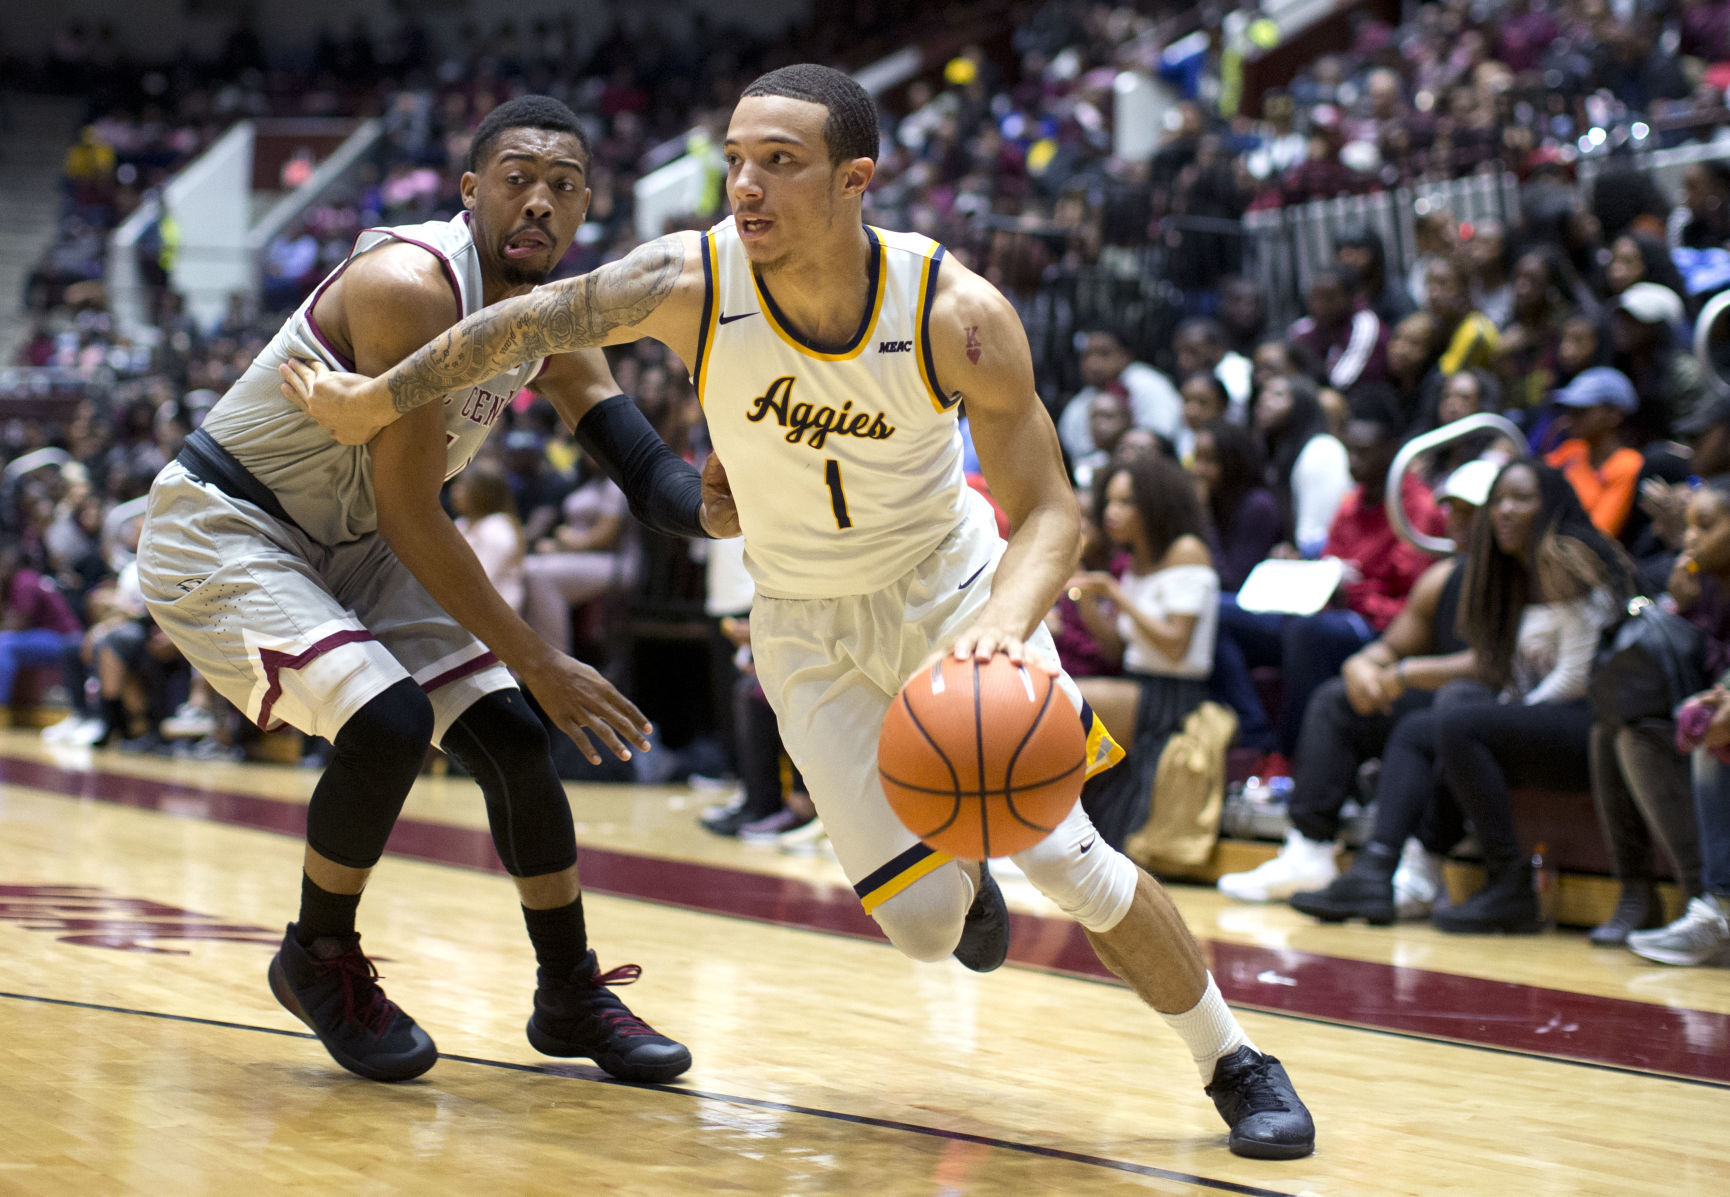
[9,1,1730,959]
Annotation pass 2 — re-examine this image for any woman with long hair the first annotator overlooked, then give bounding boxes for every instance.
[1192,419,1280,594]
[1252,372,1350,556]
[1066,452,1220,848]
[1291,461,1631,930]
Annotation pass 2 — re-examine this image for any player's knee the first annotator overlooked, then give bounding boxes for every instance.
[1014,808,1139,933]
[870,867,971,962]
[336,678,435,766]
[453,689,551,764]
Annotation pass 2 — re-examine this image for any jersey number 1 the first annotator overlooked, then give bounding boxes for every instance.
[824,459,853,530]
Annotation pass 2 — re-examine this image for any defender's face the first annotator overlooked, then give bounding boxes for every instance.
[463,128,590,288]
[725,96,866,270]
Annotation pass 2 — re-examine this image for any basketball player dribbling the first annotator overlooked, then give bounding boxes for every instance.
[137,97,729,1085]
[283,66,1315,1156]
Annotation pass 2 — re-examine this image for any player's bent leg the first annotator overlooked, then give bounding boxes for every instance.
[869,862,975,962]
[269,678,439,1083]
[440,690,690,1082]
[1016,806,1316,1159]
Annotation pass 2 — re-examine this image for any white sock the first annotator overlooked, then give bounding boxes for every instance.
[1160,974,1256,1082]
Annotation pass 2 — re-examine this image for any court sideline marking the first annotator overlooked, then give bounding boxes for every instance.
[6,753,1729,1088]
[0,989,1298,1197]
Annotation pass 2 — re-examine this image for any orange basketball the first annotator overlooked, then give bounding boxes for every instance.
[877,655,1087,860]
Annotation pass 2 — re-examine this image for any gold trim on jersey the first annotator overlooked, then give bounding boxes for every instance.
[856,843,953,914]
[912,241,947,413]
[750,227,887,362]
[1083,706,1126,780]
[694,232,721,408]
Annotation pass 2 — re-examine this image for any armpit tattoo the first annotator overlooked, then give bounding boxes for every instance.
[386,236,685,414]
[964,325,983,365]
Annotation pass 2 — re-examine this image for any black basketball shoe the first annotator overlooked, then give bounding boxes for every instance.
[1205,1046,1316,1159]
[953,864,1010,972]
[526,950,692,1082]
[267,924,438,1082]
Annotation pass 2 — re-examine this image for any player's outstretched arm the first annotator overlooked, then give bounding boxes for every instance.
[279,231,704,445]
[530,350,739,539]
[930,261,1081,667]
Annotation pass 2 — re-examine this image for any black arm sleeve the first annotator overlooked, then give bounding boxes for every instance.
[571,394,710,539]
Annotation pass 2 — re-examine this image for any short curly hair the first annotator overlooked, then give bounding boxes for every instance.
[467,95,591,173]
[741,64,879,165]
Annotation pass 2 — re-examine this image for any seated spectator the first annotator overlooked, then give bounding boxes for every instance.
[1465,221,1515,329]
[1385,312,1441,427]
[1610,282,1708,442]
[1217,459,1495,906]
[0,547,83,719]
[1669,160,1730,252]
[1544,367,1643,539]
[1633,687,1730,965]
[1214,392,1443,757]
[1493,249,1573,414]
[451,465,524,611]
[1175,373,1228,465]
[1291,461,1631,930]
[1336,226,1415,328]
[519,460,636,658]
[1066,453,1219,848]
[1057,328,1183,463]
[1171,318,1253,419]
[1070,384,1133,491]
[1252,373,1351,558]
[1589,481,1730,947]
[1420,370,1513,486]
[1192,419,1280,594]
[1425,256,1500,375]
[1287,268,1388,392]
[1216,276,1268,356]
[1604,232,1689,306]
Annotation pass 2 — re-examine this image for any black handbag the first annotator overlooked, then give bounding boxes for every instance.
[1589,596,1707,727]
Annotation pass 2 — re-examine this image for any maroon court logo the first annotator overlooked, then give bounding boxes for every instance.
[0,884,281,955]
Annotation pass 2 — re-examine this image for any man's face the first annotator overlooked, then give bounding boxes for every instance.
[724,95,871,273]
[1079,333,1130,388]
[1088,392,1132,452]
[1308,278,1352,328]
[462,127,590,289]
[1342,419,1394,490]
[1173,329,1220,379]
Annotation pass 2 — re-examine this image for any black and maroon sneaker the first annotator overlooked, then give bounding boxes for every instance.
[267,924,437,1082]
[1205,1046,1316,1159]
[526,950,692,1082]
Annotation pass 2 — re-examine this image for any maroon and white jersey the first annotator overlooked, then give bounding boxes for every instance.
[198,213,541,545]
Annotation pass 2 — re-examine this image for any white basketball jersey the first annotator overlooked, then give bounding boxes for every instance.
[694,218,971,598]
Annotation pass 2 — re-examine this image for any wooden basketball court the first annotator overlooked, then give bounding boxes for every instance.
[2,728,1725,1194]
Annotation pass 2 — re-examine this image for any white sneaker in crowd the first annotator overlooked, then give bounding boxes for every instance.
[41,713,88,743]
[44,716,106,746]
[1627,895,1730,967]
[1218,829,1340,902]
[161,703,218,740]
[1391,838,1448,920]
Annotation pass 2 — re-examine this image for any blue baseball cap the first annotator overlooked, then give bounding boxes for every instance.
[1553,367,1638,414]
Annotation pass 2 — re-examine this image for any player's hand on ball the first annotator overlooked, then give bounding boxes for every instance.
[277,358,394,446]
[699,453,741,538]
[523,653,654,765]
[939,623,1059,676]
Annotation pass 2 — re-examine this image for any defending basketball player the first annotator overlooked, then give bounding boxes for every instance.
[137,97,721,1085]
[282,67,1315,1157]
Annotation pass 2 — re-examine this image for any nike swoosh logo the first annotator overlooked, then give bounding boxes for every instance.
[1079,836,1097,853]
[718,312,759,325]
[957,562,989,590]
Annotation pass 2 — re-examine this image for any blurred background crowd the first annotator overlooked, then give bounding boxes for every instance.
[9,0,1730,960]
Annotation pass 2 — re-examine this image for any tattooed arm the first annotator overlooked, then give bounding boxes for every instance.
[928,254,1081,668]
[279,232,705,445]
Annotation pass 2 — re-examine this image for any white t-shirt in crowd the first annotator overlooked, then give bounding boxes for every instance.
[1117,562,1220,678]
